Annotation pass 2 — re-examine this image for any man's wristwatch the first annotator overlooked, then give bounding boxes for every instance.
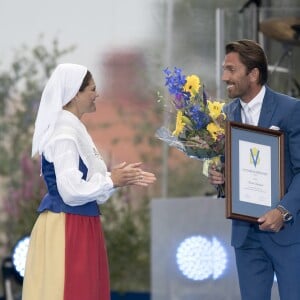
[276,205,293,222]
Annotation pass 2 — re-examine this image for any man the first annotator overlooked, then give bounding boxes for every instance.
[209,39,300,300]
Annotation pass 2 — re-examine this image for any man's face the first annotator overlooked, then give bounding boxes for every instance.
[222,52,252,102]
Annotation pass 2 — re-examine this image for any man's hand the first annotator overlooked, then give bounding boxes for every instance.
[257,209,284,232]
[208,165,225,185]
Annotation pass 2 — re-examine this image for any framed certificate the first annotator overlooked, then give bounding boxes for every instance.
[225,121,284,223]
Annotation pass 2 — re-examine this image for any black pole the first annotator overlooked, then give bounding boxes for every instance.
[239,0,262,42]
[239,0,261,13]
[2,257,14,300]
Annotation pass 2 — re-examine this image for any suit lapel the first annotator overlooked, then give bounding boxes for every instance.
[225,100,242,122]
[258,87,277,128]
[233,103,242,122]
[225,87,277,126]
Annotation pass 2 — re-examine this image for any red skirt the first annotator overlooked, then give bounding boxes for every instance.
[22,211,110,300]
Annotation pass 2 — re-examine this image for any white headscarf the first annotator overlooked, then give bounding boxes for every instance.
[31,63,88,156]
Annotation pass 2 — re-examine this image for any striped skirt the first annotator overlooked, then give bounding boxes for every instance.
[22,211,110,300]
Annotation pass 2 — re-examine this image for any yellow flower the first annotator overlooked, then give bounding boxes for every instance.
[206,122,225,141]
[181,115,192,126]
[211,156,221,165]
[172,111,186,136]
[183,75,201,96]
[207,100,225,119]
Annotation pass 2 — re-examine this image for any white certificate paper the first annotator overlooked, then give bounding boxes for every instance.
[239,140,271,207]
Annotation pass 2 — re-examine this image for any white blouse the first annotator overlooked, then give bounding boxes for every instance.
[42,110,115,207]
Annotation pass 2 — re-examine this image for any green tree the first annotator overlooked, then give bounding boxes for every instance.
[0,37,75,178]
[101,188,151,292]
[0,37,75,250]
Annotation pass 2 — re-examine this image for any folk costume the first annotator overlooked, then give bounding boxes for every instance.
[22,64,114,300]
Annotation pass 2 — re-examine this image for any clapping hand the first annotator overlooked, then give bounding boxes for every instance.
[110,162,156,188]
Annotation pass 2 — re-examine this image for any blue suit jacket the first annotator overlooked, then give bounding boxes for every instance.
[224,86,300,247]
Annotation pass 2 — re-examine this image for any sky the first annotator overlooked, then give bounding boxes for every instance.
[0,0,162,82]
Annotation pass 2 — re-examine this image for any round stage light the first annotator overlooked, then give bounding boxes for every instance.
[12,235,30,281]
[176,235,227,281]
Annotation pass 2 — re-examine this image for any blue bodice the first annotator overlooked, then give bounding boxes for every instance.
[37,155,100,216]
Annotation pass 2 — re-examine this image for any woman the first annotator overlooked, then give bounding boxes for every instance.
[22,63,156,300]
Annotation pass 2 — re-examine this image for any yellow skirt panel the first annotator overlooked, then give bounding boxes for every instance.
[22,211,65,300]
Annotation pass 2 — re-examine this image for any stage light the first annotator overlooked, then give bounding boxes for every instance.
[176,235,228,281]
[0,236,30,299]
[11,235,30,282]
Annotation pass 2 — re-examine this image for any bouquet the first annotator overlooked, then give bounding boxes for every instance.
[156,67,226,195]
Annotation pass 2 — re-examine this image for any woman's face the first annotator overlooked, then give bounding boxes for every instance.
[76,78,99,115]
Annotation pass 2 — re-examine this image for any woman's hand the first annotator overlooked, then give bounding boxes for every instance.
[110,162,156,187]
[134,170,157,187]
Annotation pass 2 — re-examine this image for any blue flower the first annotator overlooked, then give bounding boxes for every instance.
[188,105,210,129]
[164,67,192,109]
[164,67,186,96]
